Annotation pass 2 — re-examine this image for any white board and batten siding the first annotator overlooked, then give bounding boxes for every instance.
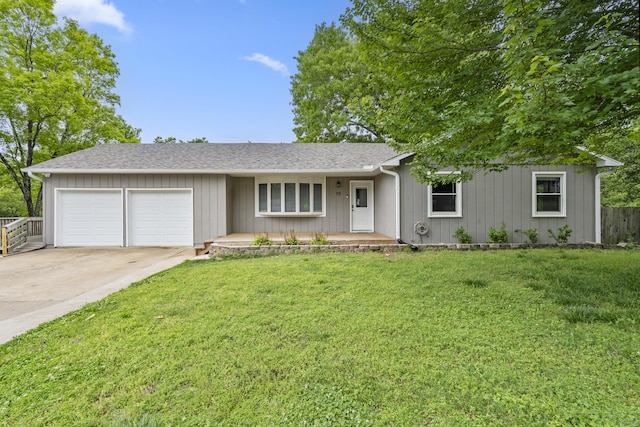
[228,175,396,236]
[399,160,597,244]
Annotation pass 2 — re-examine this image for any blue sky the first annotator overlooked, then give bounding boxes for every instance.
[53,0,352,143]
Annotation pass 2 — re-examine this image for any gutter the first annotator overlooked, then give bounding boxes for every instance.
[379,165,418,251]
[27,171,43,182]
[21,168,382,176]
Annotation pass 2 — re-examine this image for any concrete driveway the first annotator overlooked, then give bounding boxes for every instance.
[0,247,197,345]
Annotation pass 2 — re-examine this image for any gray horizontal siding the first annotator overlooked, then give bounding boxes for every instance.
[44,174,227,247]
[399,162,597,244]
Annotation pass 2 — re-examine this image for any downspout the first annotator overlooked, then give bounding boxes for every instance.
[595,170,613,244]
[380,165,418,251]
[27,171,43,183]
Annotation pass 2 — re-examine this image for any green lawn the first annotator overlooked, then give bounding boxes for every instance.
[1,249,639,426]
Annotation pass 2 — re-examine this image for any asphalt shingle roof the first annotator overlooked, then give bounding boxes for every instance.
[24,143,401,174]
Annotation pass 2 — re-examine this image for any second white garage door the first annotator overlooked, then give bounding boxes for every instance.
[127,190,193,246]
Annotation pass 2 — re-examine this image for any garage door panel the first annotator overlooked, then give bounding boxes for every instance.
[128,190,193,246]
[56,190,123,247]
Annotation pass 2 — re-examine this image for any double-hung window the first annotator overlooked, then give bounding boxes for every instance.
[428,172,462,217]
[256,177,325,216]
[532,172,566,217]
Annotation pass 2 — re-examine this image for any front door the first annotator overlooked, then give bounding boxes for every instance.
[350,180,374,232]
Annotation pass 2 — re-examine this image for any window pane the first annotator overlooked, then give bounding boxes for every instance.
[258,184,267,212]
[271,183,281,212]
[431,180,458,214]
[313,183,323,212]
[355,188,368,207]
[300,183,310,212]
[432,195,456,212]
[537,195,560,212]
[537,177,560,194]
[285,183,296,212]
[432,182,455,194]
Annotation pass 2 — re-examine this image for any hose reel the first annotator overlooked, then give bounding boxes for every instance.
[414,221,429,236]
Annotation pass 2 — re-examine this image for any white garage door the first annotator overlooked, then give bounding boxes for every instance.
[56,190,123,247]
[127,190,193,246]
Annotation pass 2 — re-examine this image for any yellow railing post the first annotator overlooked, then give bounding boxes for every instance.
[1,226,7,257]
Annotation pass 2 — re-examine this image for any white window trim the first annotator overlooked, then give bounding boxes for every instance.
[255,176,326,217]
[427,171,462,218]
[532,172,566,217]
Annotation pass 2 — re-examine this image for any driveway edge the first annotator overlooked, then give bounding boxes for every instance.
[0,248,194,345]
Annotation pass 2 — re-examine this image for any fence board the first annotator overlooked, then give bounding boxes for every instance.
[601,207,640,244]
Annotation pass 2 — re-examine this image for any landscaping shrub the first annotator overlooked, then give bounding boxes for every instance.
[487,222,509,244]
[548,224,573,244]
[453,226,472,244]
[515,228,539,244]
[309,233,330,245]
[251,233,273,246]
[283,230,300,245]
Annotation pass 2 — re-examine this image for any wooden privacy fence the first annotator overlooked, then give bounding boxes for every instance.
[601,207,640,244]
[0,217,43,256]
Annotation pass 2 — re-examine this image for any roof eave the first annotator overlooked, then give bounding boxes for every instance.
[22,167,384,175]
[381,152,414,167]
[382,149,624,168]
[595,154,624,168]
[575,146,623,167]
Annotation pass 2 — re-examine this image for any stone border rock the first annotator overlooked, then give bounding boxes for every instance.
[207,242,622,258]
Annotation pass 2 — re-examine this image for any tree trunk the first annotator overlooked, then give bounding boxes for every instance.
[34,183,43,217]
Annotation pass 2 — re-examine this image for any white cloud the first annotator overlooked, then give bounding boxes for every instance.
[54,0,132,35]
[243,53,289,77]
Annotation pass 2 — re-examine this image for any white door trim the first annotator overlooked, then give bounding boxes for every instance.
[350,180,375,232]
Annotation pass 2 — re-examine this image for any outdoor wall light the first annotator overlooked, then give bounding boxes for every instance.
[337,181,341,188]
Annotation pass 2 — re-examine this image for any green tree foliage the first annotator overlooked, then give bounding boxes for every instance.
[153,136,210,144]
[0,170,26,217]
[601,124,640,206]
[0,0,140,216]
[341,0,639,182]
[291,23,382,143]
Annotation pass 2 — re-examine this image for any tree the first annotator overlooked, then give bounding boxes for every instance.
[291,23,382,143]
[0,170,26,217]
[0,0,140,217]
[342,0,639,182]
[601,122,640,206]
[153,136,210,144]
